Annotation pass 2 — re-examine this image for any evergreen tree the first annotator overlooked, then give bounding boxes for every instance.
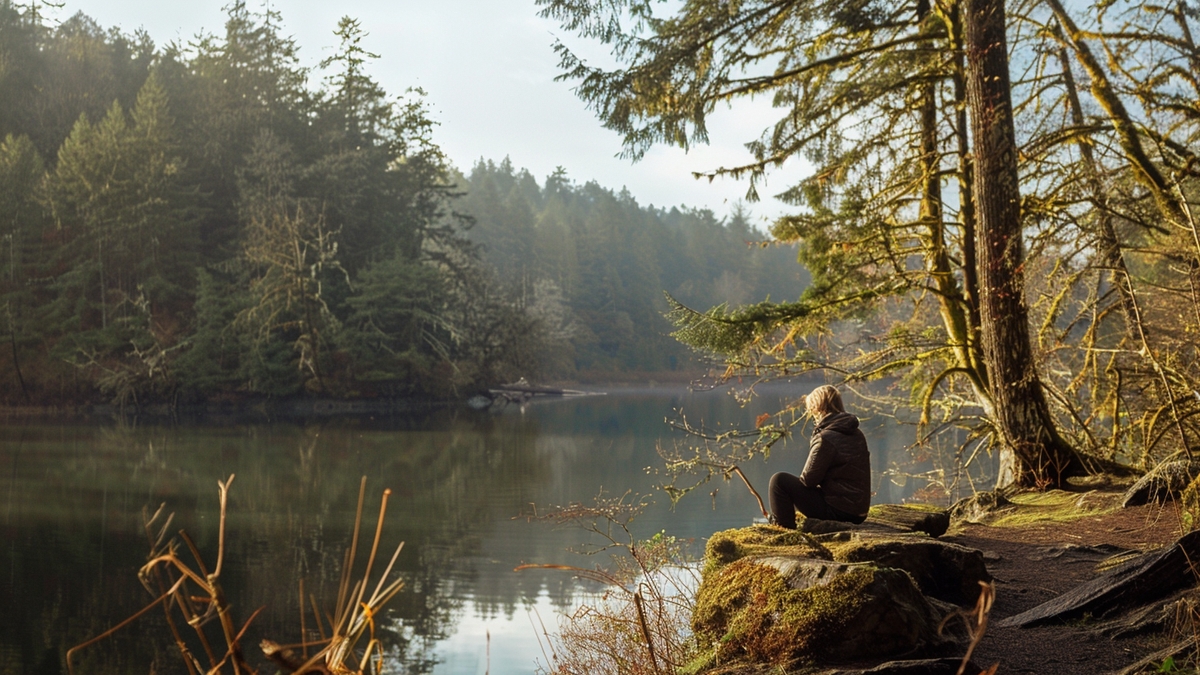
[0,133,43,400]
[0,4,810,405]
[236,131,343,395]
[537,0,1112,485]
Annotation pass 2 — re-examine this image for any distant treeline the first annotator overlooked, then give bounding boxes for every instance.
[457,160,806,375]
[0,1,805,405]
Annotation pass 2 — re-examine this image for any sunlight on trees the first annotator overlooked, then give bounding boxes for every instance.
[540,0,1200,487]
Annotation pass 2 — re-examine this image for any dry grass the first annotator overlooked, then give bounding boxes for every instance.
[520,493,701,675]
[67,475,405,675]
[939,581,999,675]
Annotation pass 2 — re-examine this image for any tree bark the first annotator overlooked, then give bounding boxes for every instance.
[964,0,1082,486]
[918,0,989,404]
[949,0,987,393]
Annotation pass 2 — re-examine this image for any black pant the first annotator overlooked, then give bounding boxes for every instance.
[768,472,864,529]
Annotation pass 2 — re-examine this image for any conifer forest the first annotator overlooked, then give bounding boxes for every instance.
[0,2,804,406]
[3,0,1200,485]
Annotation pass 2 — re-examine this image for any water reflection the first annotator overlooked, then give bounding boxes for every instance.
[0,385,989,675]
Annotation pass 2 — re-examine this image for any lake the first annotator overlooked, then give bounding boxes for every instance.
[0,384,985,675]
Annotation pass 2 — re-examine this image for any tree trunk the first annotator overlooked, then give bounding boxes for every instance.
[918,0,988,402]
[964,0,1083,486]
[949,0,987,393]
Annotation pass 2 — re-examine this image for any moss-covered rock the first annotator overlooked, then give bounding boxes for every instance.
[800,517,859,535]
[950,489,1118,528]
[825,536,991,605]
[690,555,953,670]
[949,490,1012,525]
[704,524,831,574]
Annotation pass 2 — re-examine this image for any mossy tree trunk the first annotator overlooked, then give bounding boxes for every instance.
[964,0,1083,487]
[949,0,984,382]
[918,0,992,414]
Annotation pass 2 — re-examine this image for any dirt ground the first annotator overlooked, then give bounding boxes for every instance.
[943,496,1187,674]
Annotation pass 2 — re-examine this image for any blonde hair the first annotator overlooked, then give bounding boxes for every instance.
[805,385,845,418]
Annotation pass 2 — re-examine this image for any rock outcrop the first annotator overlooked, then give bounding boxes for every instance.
[824,537,991,605]
[798,503,952,537]
[690,517,989,671]
[691,557,953,668]
[997,529,1200,628]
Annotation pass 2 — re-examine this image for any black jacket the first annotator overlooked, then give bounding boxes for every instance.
[797,411,871,517]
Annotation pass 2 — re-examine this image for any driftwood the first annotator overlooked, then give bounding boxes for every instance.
[996,530,1200,628]
[487,378,605,404]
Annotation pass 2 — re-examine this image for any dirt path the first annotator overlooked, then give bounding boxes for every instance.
[944,499,1185,674]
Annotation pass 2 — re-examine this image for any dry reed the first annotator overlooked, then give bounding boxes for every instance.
[66,475,406,675]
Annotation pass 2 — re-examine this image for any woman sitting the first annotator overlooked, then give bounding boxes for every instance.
[769,385,871,529]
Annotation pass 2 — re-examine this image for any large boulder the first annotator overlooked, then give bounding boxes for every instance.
[824,536,991,605]
[690,555,955,669]
[1122,460,1200,507]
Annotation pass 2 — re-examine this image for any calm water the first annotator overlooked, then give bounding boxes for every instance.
[0,385,969,675]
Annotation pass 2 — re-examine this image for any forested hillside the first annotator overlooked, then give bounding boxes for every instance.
[0,2,805,405]
[457,160,805,375]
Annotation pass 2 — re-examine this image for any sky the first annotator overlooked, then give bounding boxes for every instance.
[57,0,811,227]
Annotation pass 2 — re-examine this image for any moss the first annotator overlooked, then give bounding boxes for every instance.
[824,538,877,561]
[987,489,1119,527]
[822,535,990,605]
[704,524,831,575]
[1095,549,1142,573]
[691,558,875,670]
[1181,474,1200,531]
[822,534,942,562]
[868,502,943,516]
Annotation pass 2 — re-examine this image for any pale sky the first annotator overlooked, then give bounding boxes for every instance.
[58,0,810,226]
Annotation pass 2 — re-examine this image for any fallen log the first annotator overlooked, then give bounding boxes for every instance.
[803,504,951,538]
[996,530,1200,628]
